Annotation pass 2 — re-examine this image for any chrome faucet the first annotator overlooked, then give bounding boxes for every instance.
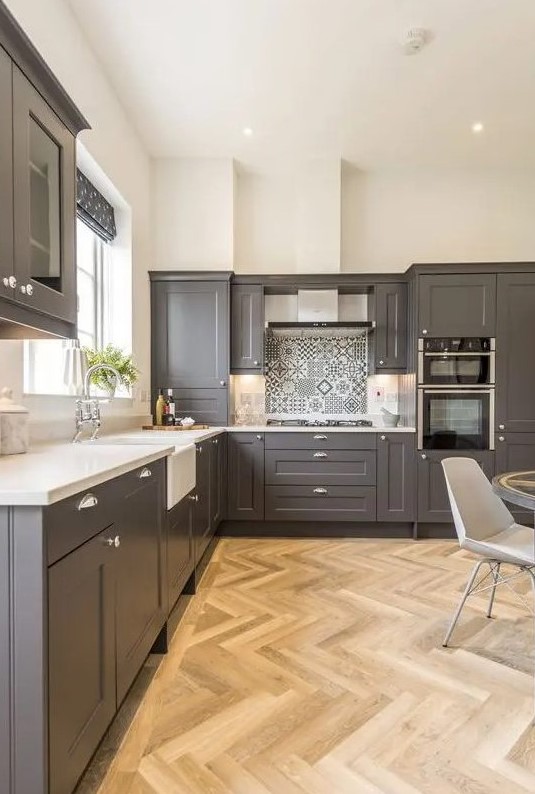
[72,364,121,443]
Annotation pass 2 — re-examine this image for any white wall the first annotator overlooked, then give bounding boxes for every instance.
[153,158,235,270]
[1,0,153,434]
[341,164,535,272]
[234,160,341,273]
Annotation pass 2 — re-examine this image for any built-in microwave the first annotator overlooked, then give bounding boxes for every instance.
[417,387,494,451]
[418,338,495,387]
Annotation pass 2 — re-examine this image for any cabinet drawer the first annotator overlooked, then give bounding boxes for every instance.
[264,432,376,450]
[265,449,376,486]
[265,485,376,522]
[45,459,165,566]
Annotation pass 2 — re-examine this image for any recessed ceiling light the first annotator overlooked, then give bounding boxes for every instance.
[242,127,253,136]
[471,122,484,134]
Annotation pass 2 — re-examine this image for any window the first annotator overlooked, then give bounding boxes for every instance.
[24,220,121,396]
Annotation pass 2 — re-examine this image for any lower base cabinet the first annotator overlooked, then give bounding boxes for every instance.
[228,433,265,520]
[115,466,166,703]
[377,433,416,521]
[48,527,117,794]
[265,485,376,521]
[194,433,227,563]
[168,492,195,611]
[495,433,535,523]
[417,449,495,523]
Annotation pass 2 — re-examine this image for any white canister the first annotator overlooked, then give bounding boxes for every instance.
[0,388,29,455]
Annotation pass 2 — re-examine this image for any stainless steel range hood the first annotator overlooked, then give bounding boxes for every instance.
[266,289,374,335]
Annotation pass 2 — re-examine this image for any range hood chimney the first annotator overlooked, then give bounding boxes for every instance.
[267,289,374,335]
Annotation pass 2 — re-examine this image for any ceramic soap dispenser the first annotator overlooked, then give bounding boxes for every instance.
[0,388,29,455]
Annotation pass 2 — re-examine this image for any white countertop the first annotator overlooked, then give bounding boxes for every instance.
[226,425,416,433]
[0,442,174,506]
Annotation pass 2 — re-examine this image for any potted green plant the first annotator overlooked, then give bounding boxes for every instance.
[83,344,139,396]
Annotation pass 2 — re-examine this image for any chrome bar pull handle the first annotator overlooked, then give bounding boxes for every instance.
[313,487,328,495]
[313,452,328,458]
[313,434,328,440]
[139,467,152,478]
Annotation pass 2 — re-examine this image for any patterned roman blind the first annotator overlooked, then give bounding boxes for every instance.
[76,169,117,242]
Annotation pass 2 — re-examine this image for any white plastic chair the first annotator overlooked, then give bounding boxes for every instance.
[441,457,535,648]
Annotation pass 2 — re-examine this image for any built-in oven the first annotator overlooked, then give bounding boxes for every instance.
[418,337,495,386]
[417,388,494,451]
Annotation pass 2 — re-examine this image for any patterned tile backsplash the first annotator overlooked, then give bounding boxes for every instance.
[265,333,368,415]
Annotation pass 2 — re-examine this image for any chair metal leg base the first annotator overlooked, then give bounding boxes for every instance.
[487,561,501,619]
[442,559,489,648]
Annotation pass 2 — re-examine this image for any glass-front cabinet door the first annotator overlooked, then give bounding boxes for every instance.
[12,65,76,323]
[0,47,14,292]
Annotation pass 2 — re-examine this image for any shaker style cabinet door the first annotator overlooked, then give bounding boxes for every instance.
[495,433,535,525]
[12,66,76,323]
[167,492,194,612]
[48,527,117,794]
[228,433,265,520]
[115,466,166,704]
[374,283,407,371]
[151,280,229,389]
[495,273,535,433]
[0,48,14,294]
[231,284,264,371]
[376,433,416,521]
[417,450,494,523]
[417,274,496,338]
[194,440,212,562]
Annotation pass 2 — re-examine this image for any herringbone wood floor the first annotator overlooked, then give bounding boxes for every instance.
[82,538,535,794]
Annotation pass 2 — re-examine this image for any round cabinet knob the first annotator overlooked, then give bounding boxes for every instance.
[422,329,428,335]
[256,434,263,440]
[379,360,384,365]
[213,438,218,445]
[3,275,16,289]
[26,284,33,296]
[114,535,121,548]
[380,435,386,441]
[197,445,202,453]
[220,380,226,387]
[498,424,505,431]
[498,436,505,442]
[253,360,259,366]
[19,285,26,294]
[421,453,427,459]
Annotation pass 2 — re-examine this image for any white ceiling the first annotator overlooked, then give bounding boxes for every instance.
[68,0,535,168]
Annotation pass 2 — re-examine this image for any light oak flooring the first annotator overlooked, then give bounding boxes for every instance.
[79,538,535,794]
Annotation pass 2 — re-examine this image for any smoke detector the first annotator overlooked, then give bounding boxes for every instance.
[402,28,429,55]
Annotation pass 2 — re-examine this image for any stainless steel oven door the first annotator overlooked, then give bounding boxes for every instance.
[418,351,495,386]
[418,388,494,451]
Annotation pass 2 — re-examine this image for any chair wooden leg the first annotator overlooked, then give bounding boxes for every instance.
[443,559,489,648]
[487,562,501,618]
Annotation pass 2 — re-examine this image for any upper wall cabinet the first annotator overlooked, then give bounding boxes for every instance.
[417,274,496,338]
[231,284,264,372]
[151,279,230,389]
[0,6,89,339]
[373,282,407,372]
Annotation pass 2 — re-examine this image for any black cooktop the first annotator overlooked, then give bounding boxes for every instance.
[266,419,373,428]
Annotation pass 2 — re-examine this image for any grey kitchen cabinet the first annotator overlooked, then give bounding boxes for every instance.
[0,5,88,339]
[265,448,376,487]
[48,526,117,794]
[373,282,407,371]
[377,433,416,522]
[495,273,535,433]
[228,432,265,520]
[264,432,376,451]
[417,449,494,523]
[265,485,377,522]
[0,47,13,293]
[417,274,496,338]
[231,284,264,372]
[151,279,229,390]
[495,433,535,524]
[167,491,195,612]
[150,277,230,424]
[210,433,227,528]
[115,461,166,704]
[194,440,212,561]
